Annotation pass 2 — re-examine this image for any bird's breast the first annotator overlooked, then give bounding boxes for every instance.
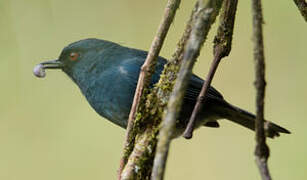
[79,69,136,128]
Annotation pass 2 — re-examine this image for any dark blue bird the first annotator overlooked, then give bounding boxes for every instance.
[34,38,290,138]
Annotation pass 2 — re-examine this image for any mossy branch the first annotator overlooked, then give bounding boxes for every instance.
[293,0,307,22]
[118,5,198,179]
[152,0,224,179]
[119,0,181,179]
[184,0,238,139]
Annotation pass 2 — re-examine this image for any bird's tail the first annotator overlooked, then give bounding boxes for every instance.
[221,103,290,138]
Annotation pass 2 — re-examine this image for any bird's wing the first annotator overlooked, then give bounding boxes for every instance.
[185,74,224,101]
[118,56,165,88]
[120,51,224,102]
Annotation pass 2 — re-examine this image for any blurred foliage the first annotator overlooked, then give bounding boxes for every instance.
[0,0,306,179]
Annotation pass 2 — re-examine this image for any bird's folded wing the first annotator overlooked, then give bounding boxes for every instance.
[184,74,224,102]
[119,56,225,103]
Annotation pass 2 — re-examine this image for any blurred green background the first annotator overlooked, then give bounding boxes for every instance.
[1,0,306,179]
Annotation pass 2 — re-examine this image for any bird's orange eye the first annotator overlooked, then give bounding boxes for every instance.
[69,52,79,61]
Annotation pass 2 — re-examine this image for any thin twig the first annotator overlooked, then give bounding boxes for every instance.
[293,0,307,22]
[183,48,222,139]
[183,0,238,139]
[151,0,223,179]
[251,0,271,179]
[118,0,181,179]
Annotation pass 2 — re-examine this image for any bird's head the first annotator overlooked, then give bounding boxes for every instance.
[33,38,118,79]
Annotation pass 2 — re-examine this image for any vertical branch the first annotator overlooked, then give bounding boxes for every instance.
[118,0,181,178]
[293,0,307,22]
[150,5,195,180]
[183,0,238,139]
[120,7,195,179]
[151,0,223,179]
[251,0,271,179]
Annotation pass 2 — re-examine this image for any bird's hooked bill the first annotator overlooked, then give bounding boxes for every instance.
[33,59,63,78]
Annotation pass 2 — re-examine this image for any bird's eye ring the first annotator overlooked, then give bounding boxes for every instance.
[69,52,79,61]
